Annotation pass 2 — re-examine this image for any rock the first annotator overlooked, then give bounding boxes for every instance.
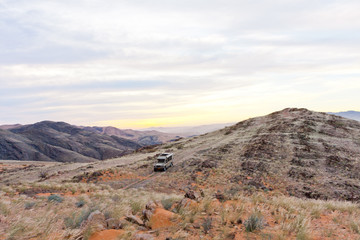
[106,218,122,229]
[89,229,125,240]
[288,167,315,179]
[185,190,200,200]
[85,210,106,231]
[133,233,154,240]
[126,214,144,226]
[142,209,154,221]
[201,160,217,169]
[192,223,200,229]
[145,201,157,211]
[226,231,236,239]
[178,198,196,209]
[149,208,176,230]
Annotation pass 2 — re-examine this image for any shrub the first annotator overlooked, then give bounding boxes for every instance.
[76,199,86,208]
[39,170,48,179]
[0,202,10,216]
[202,217,212,234]
[47,194,64,203]
[64,209,93,229]
[161,198,176,210]
[244,212,264,232]
[24,202,36,210]
[130,200,142,214]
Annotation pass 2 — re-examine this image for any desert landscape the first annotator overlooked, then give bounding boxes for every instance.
[1,0,359,239]
[2,108,360,239]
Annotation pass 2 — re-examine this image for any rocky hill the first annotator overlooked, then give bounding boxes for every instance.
[0,121,142,162]
[165,108,360,201]
[99,107,360,202]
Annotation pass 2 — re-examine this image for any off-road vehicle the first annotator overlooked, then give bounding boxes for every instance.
[154,153,173,171]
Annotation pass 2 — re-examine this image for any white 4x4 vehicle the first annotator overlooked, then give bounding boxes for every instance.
[154,153,173,171]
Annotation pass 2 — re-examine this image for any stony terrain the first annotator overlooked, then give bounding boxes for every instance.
[2,108,360,239]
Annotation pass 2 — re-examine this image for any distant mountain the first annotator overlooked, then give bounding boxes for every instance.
[141,122,234,136]
[82,126,182,146]
[329,111,360,121]
[0,121,142,162]
[0,124,22,130]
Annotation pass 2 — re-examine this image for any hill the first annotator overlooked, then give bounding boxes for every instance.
[0,124,22,130]
[82,126,182,145]
[69,107,360,202]
[0,121,141,162]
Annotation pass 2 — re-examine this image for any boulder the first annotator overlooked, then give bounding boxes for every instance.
[142,209,154,221]
[178,198,197,209]
[89,229,124,240]
[185,190,200,200]
[106,218,122,229]
[125,214,144,226]
[85,210,106,231]
[148,208,176,230]
[145,201,157,211]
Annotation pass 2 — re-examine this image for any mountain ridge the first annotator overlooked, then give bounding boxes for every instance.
[0,121,142,162]
[329,110,360,121]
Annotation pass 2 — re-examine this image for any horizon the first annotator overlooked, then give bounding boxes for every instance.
[0,108,359,130]
[1,1,359,128]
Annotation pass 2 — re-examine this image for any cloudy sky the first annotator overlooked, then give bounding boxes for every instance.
[0,0,359,128]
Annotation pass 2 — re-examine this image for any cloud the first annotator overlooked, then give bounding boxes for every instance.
[0,0,359,127]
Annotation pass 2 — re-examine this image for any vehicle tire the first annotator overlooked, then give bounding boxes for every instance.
[170,162,173,167]
[164,167,167,171]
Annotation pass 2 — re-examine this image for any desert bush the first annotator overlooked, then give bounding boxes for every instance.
[7,222,27,240]
[64,208,93,229]
[161,198,176,210]
[244,212,264,232]
[349,219,360,234]
[201,197,213,214]
[0,202,10,216]
[47,194,64,203]
[39,170,48,179]
[202,217,212,234]
[76,199,86,208]
[130,200,142,214]
[24,201,36,210]
[282,214,309,238]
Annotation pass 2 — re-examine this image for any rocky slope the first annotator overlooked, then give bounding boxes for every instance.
[110,108,360,202]
[0,121,141,162]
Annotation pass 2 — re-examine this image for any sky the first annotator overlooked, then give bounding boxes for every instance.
[0,0,359,128]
